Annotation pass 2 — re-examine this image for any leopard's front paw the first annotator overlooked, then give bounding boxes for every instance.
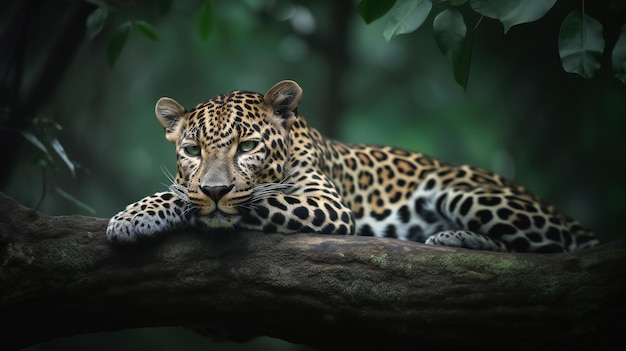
[106,213,155,243]
[106,192,190,243]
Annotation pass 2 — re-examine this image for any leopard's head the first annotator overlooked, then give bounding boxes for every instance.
[155,80,302,229]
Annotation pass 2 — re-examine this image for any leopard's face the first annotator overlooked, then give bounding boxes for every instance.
[155,85,301,229]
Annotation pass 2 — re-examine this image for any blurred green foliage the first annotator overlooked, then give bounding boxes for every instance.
[361,0,626,87]
[1,0,625,350]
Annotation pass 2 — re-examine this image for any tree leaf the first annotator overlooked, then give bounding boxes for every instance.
[50,138,76,177]
[558,11,604,79]
[433,9,467,60]
[32,116,62,132]
[198,0,213,40]
[135,20,159,41]
[470,0,557,33]
[612,24,626,84]
[358,0,397,24]
[86,6,108,41]
[56,188,96,215]
[383,0,432,42]
[20,132,51,160]
[433,9,471,89]
[108,22,132,68]
[454,33,473,90]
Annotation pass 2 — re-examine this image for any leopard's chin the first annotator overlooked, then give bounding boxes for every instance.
[194,212,242,229]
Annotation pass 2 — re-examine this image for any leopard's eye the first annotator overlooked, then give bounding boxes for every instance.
[183,145,201,157]
[238,140,258,153]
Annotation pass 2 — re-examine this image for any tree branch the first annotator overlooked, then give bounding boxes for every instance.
[1,192,624,351]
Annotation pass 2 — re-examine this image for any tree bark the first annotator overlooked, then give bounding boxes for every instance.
[0,192,624,351]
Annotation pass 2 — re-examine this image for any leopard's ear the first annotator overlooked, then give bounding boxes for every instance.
[264,80,302,128]
[155,97,186,143]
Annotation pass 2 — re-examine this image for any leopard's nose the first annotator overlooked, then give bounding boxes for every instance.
[200,185,233,201]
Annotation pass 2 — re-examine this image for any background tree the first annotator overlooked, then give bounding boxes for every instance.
[1,0,625,350]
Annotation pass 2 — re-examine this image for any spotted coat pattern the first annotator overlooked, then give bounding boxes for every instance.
[106,81,599,252]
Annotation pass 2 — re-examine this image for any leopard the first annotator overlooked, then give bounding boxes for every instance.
[106,80,599,253]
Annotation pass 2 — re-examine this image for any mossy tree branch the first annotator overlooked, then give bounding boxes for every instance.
[0,192,624,351]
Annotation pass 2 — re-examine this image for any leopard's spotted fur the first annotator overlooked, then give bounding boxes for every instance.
[107,80,598,252]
